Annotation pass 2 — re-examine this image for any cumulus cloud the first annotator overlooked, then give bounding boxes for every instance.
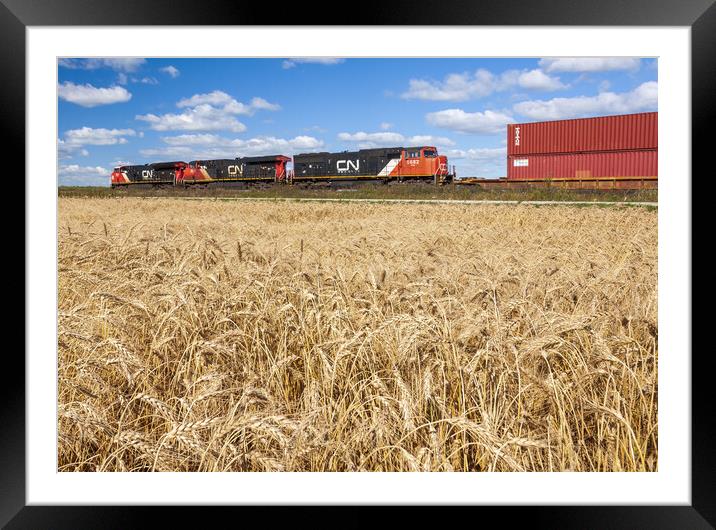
[58,164,109,186]
[402,70,497,101]
[338,131,404,146]
[402,68,566,102]
[282,57,345,69]
[513,81,657,121]
[177,91,237,109]
[58,82,132,107]
[160,65,180,78]
[57,140,89,159]
[58,127,136,159]
[517,69,568,91]
[337,131,455,149]
[446,147,506,160]
[406,135,455,147]
[140,134,324,159]
[58,58,146,72]
[425,109,516,134]
[137,91,280,132]
[249,97,281,112]
[63,127,136,146]
[539,58,641,73]
[137,105,248,133]
[117,73,158,85]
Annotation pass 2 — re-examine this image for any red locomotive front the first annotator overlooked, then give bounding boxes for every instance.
[389,146,449,180]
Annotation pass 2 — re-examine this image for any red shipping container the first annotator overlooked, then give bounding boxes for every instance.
[507,149,657,180]
[507,112,657,156]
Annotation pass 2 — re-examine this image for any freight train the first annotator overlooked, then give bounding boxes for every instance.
[109,112,658,191]
[110,145,451,188]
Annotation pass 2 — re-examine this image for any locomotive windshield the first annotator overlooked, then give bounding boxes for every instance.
[423,149,437,158]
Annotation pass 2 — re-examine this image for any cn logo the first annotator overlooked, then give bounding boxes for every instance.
[514,126,521,146]
[337,160,359,172]
[227,165,243,176]
[141,170,152,179]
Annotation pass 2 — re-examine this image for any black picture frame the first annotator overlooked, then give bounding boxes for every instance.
[6,1,710,527]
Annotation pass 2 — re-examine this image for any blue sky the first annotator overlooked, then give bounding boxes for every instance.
[57,57,657,185]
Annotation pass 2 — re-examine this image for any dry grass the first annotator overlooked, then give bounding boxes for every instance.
[58,198,657,472]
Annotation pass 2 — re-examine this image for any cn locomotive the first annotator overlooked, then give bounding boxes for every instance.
[110,145,452,188]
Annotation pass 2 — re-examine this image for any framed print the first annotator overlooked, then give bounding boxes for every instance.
[7,0,712,527]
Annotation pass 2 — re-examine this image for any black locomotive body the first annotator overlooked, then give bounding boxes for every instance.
[148,162,183,184]
[117,164,153,183]
[186,155,290,183]
[111,163,176,186]
[292,147,403,180]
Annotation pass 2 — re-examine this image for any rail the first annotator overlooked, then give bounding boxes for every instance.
[454,176,658,189]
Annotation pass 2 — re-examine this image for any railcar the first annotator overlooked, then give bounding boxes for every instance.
[291,146,452,184]
[111,161,187,187]
[180,155,291,186]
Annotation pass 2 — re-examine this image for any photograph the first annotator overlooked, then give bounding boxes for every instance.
[56,56,659,473]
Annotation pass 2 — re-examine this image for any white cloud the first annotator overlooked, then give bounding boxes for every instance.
[177,90,237,109]
[141,134,324,159]
[58,58,146,72]
[109,159,134,168]
[136,105,248,133]
[513,81,658,121]
[161,134,221,146]
[282,58,345,69]
[539,58,641,73]
[401,68,566,102]
[338,132,405,146]
[137,91,281,133]
[58,127,136,159]
[63,127,136,146]
[58,164,108,176]
[517,69,568,91]
[425,109,516,134]
[445,147,506,160]
[405,135,455,147]
[58,164,109,186]
[379,122,393,131]
[402,70,497,101]
[57,140,89,159]
[249,97,281,111]
[176,91,280,115]
[160,65,180,78]
[337,131,455,149]
[58,82,132,107]
[118,72,158,85]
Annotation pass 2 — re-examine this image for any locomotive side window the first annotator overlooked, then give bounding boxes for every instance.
[407,150,420,158]
[423,149,437,158]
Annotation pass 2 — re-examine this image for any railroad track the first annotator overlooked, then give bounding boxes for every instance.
[141,197,657,207]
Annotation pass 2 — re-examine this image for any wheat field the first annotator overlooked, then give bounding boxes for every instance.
[58,198,657,472]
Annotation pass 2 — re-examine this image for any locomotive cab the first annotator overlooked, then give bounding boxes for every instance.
[110,166,130,186]
[399,146,449,180]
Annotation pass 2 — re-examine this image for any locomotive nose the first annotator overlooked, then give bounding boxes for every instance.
[438,155,448,174]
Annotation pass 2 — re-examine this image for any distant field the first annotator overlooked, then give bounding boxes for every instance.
[58,184,658,203]
[58,198,657,472]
